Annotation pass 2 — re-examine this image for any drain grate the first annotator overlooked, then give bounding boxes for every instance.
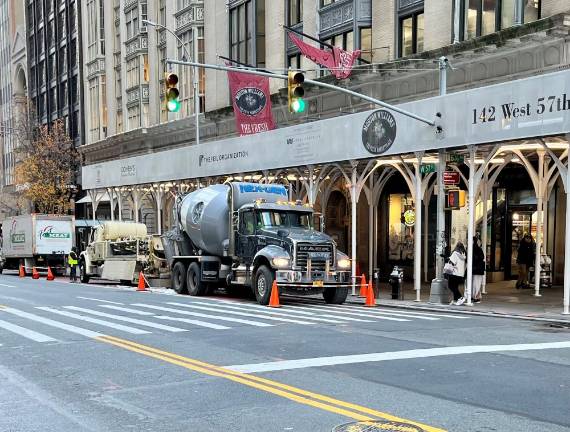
[333,420,426,432]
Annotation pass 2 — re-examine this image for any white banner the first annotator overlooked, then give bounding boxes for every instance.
[83,69,570,190]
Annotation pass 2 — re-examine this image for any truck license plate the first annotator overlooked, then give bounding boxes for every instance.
[312,280,324,287]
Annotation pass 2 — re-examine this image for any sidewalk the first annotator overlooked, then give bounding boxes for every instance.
[342,280,570,324]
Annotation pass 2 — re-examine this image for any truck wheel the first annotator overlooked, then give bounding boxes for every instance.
[253,265,274,305]
[80,261,90,284]
[186,262,207,296]
[323,286,348,304]
[171,262,188,294]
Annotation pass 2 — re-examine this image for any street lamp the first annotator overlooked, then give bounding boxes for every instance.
[142,19,200,146]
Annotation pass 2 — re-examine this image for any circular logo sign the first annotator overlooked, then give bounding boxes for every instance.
[235,88,267,116]
[404,210,416,227]
[361,110,397,154]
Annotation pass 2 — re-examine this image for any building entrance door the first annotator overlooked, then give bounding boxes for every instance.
[508,209,536,279]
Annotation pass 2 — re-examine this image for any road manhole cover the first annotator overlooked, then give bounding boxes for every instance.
[333,420,426,432]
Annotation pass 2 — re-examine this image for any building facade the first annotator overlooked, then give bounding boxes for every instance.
[0,0,28,218]
[25,0,82,147]
[79,1,570,309]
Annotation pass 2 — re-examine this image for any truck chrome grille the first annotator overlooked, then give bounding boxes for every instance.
[295,243,333,271]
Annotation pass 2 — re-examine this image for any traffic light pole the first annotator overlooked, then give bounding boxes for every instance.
[166,59,437,127]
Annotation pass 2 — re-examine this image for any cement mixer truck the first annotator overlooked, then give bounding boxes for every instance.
[162,182,351,305]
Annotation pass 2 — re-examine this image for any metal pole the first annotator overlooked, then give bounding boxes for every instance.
[166,59,437,127]
[561,166,570,315]
[368,176,374,282]
[534,151,544,297]
[193,30,200,146]
[414,153,423,301]
[466,146,476,306]
[481,170,488,295]
[143,20,199,145]
[350,168,358,296]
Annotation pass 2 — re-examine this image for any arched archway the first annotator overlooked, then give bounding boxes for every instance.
[13,64,27,97]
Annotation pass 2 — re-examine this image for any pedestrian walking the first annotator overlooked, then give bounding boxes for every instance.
[516,233,535,289]
[68,247,78,283]
[472,236,485,303]
[444,241,467,305]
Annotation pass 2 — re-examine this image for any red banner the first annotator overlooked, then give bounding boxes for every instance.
[227,67,276,136]
[288,33,361,79]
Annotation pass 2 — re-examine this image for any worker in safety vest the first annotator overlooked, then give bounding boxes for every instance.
[68,247,78,282]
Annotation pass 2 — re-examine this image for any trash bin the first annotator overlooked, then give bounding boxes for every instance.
[388,266,404,300]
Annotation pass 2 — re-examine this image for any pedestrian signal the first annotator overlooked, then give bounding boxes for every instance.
[165,72,180,113]
[446,190,466,209]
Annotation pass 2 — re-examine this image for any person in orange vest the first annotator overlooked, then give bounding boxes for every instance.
[68,247,79,283]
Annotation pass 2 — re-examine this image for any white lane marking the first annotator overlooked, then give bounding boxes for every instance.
[227,340,570,373]
[76,297,124,305]
[0,283,16,288]
[314,306,440,321]
[36,307,149,335]
[63,306,188,333]
[154,316,230,330]
[99,305,154,316]
[292,305,410,322]
[132,303,273,327]
[3,308,103,338]
[200,299,375,323]
[191,301,344,324]
[0,319,57,342]
[166,302,315,325]
[328,304,470,320]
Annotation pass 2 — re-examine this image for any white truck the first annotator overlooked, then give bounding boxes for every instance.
[0,214,75,275]
[79,221,169,285]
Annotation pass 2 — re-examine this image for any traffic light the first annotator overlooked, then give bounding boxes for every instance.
[446,190,466,209]
[287,70,305,113]
[165,72,180,113]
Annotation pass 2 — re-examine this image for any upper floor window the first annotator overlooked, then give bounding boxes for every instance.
[399,11,423,57]
[287,0,302,26]
[359,27,372,62]
[229,0,265,67]
[321,0,337,6]
[126,8,139,40]
[322,30,353,51]
[463,0,540,40]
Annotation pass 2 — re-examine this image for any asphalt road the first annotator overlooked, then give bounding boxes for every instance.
[0,272,569,432]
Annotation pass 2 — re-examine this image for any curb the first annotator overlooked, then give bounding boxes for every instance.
[342,297,570,325]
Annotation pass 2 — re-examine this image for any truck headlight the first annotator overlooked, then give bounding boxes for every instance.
[272,257,290,269]
[337,257,351,269]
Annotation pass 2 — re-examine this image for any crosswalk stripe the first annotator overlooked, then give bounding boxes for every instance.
[2,308,103,338]
[132,303,273,327]
[191,301,345,324]
[76,297,124,305]
[321,307,440,321]
[203,299,376,322]
[0,319,57,342]
[154,316,230,330]
[327,304,469,320]
[63,306,188,333]
[295,305,410,322]
[99,305,155,316]
[36,307,150,335]
[166,302,315,325]
[0,283,16,288]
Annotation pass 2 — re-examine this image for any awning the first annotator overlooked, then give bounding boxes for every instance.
[75,192,110,204]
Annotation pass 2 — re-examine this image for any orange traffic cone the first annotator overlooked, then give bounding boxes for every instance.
[364,280,376,307]
[359,274,368,297]
[268,280,281,308]
[19,264,25,278]
[46,266,55,281]
[32,267,40,280]
[137,271,147,291]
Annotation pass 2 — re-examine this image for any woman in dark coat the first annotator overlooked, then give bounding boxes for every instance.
[516,233,535,289]
[472,236,485,302]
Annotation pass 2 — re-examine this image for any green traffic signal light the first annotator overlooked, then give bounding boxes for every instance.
[165,72,180,113]
[291,98,305,113]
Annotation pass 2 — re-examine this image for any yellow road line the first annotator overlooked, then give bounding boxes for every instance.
[97,335,445,432]
[0,305,6,309]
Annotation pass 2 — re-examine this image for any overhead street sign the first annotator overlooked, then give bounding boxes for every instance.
[420,164,436,174]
